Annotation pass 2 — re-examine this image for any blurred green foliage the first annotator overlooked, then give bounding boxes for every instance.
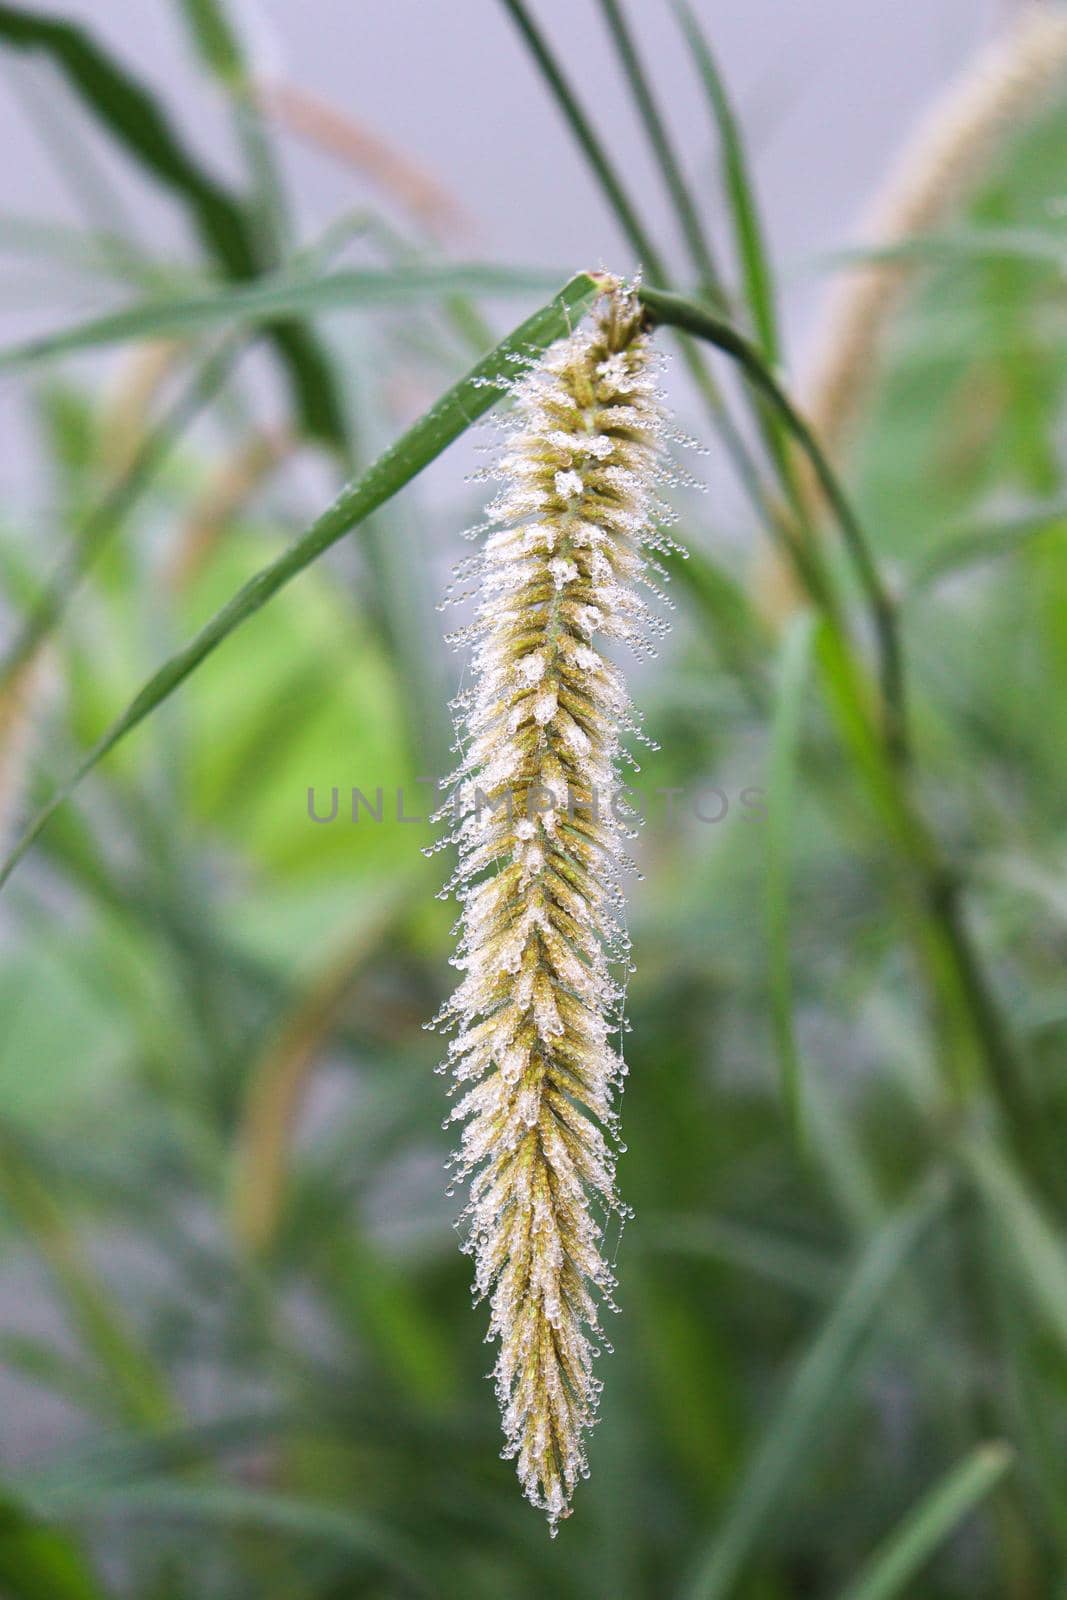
[3,3,1067,1598]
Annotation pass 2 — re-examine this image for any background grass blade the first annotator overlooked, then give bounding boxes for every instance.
[0,1489,108,1600]
[0,271,601,891]
[905,499,1067,597]
[0,334,245,688]
[50,1481,433,1595]
[0,2,343,443]
[672,0,780,361]
[0,264,566,368]
[498,0,668,282]
[229,880,425,1254]
[824,225,1067,270]
[0,1130,176,1430]
[964,1138,1067,1348]
[680,1180,947,1600]
[638,283,906,756]
[0,215,174,288]
[766,611,817,1140]
[594,0,723,302]
[638,1212,839,1300]
[835,1443,1013,1600]
[174,0,242,85]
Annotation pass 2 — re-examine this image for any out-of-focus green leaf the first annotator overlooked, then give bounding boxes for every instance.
[0,215,176,288]
[0,1490,107,1600]
[767,610,816,1140]
[0,271,602,891]
[175,0,242,83]
[681,1180,947,1600]
[639,1211,839,1299]
[594,0,723,301]
[0,1130,177,1430]
[0,1,343,442]
[1,335,243,689]
[179,535,417,875]
[827,226,1067,270]
[0,264,568,368]
[906,499,1067,597]
[0,937,127,1124]
[673,0,779,359]
[0,1333,108,1415]
[835,1443,1013,1600]
[498,0,667,281]
[54,1481,434,1594]
[965,1137,1067,1348]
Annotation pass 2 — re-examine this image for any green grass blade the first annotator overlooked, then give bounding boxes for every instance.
[498,0,668,282]
[0,215,176,289]
[672,0,780,361]
[680,1179,947,1600]
[0,1333,109,1416]
[174,0,242,84]
[0,272,601,891]
[824,226,1067,271]
[0,334,244,689]
[0,264,566,368]
[0,2,343,443]
[835,1443,1013,1600]
[0,1130,176,1430]
[639,1212,839,1299]
[906,499,1067,598]
[594,0,724,301]
[964,1137,1067,1348]
[767,611,816,1141]
[494,4,790,528]
[638,284,906,758]
[47,1482,433,1595]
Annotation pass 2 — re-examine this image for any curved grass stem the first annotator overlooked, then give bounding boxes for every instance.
[638,284,908,764]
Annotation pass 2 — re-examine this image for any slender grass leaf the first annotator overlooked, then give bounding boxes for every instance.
[637,285,905,758]
[964,1137,1067,1348]
[0,264,567,368]
[0,272,601,891]
[906,499,1067,597]
[0,1333,109,1415]
[673,0,779,361]
[680,1179,947,1600]
[175,0,242,84]
[988,1245,1067,1562]
[835,1443,1013,1600]
[0,334,245,689]
[767,610,816,1141]
[594,0,724,301]
[825,226,1067,271]
[0,2,343,442]
[495,0,795,528]
[56,1481,433,1594]
[669,543,769,700]
[499,0,667,281]
[0,215,178,288]
[812,620,928,862]
[0,1129,177,1430]
[231,877,424,1254]
[639,1212,839,1299]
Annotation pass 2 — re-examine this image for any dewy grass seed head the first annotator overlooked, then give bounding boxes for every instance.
[428,277,680,1529]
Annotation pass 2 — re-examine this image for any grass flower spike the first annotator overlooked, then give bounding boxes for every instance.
[430,278,677,1529]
